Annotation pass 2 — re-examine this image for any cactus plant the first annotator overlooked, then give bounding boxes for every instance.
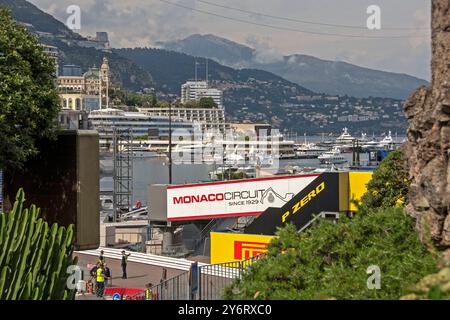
[0,189,78,300]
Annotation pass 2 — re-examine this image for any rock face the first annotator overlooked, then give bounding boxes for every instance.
[403,0,450,248]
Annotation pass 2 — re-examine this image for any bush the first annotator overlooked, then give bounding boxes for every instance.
[224,207,438,300]
[359,150,409,210]
[401,267,450,300]
[0,189,77,300]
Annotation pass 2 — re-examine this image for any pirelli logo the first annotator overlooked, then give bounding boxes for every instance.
[281,181,325,223]
[210,232,274,264]
[234,241,268,260]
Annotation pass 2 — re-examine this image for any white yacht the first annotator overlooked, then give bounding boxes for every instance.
[335,127,355,145]
[294,133,328,159]
[318,147,347,164]
[169,143,224,163]
[377,131,395,149]
[224,151,246,165]
[361,133,379,150]
[295,143,328,159]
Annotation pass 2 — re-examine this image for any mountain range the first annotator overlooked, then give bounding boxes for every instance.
[0,0,154,91]
[0,0,410,133]
[115,47,313,98]
[160,34,429,99]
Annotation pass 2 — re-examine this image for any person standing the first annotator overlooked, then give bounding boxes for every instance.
[145,283,154,300]
[99,250,105,264]
[103,263,111,288]
[121,250,131,279]
[96,264,105,298]
[89,262,100,294]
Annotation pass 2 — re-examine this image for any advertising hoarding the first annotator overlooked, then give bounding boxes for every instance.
[210,232,275,264]
[245,172,341,235]
[349,171,373,211]
[167,174,320,221]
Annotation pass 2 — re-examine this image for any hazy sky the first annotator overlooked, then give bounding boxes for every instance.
[30,0,431,80]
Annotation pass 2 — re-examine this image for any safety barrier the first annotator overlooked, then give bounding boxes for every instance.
[198,254,263,300]
[76,247,208,271]
[147,254,264,300]
[148,271,190,300]
[106,288,146,300]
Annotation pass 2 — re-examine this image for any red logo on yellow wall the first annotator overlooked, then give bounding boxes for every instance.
[234,241,268,260]
[210,232,275,264]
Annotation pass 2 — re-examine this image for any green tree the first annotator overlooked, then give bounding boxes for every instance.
[0,8,60,170]
[199,97,217,108]
[150,94,157,107]
[224,149,437,300]
[225,208,438,300]
[216,170,248,181]
[156,100,170,108]
[183,100,199,109]
[359,150,409,210]
[127,106,139,112]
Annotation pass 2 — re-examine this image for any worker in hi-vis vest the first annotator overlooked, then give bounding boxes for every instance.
[96,265,105,298]
[145,283,153,300]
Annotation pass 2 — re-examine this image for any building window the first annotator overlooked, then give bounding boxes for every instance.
[63,99,67,109]
[76,98,81,110]
[68,98,73,109]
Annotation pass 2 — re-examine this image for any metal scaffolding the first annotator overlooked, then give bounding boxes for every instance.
[112,127,133,222]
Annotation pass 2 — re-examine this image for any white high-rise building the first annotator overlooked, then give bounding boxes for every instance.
[139,106,228,133]
[181,81,223,108]
[42,44,59,76]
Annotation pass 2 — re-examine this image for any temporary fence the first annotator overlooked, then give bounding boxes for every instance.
[148,270,191,300]
[148,254,264,300]
[198,254,263,300]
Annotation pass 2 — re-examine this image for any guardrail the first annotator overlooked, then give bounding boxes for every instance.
[146,254,264,301]
[76,248,208,271]
[77,248,264,300]
[198,254,263,300]
[149,271,191,300]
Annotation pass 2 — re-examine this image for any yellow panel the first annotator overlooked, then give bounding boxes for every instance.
[338,172,349,211]
[349,171,373,211]
[210,232,275,264]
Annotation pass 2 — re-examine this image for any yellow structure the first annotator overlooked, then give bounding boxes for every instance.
[210,232,275,264]
[209,171,374,263]
[60,92,84,111]
[57,57,110,111]
[349,171,373,211]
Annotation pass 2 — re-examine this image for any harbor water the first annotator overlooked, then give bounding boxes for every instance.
[100,152,369,206]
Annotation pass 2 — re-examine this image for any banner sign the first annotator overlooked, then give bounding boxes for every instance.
[245,173,340,235]
[167,174,319,221]
[210,232,275,264]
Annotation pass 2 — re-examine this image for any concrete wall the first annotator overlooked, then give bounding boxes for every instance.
[148,184,168,221]
[116,227,146,244]
[76,131,100,250]
[100,225,116,247]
